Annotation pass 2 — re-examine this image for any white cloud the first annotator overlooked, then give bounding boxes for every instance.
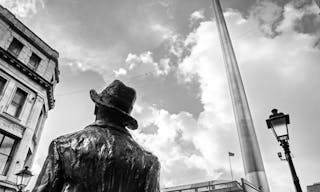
[190,10,205,21]
[189,10,205,28]
[131,102,227,187]
[130,2,320,191]
[169,35,186,60]
[128,21,245,183]
[0,0,44,18]
[150,23,174,40]
[113,68,127,77]
[25,1,320,191]
[157,58,171,76]
[251,1,284,37]
[125,51,171,76]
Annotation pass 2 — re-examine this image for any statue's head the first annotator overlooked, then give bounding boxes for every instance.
[90,80,138,130]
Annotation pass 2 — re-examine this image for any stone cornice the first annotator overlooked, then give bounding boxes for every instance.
[0,5,60,83]
[0,47,55,110]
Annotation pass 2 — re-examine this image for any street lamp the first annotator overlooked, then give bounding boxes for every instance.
[15,166,33,192]
[266,109,302,192]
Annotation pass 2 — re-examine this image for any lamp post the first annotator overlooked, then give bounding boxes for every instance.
[15,166,33,192]
[266,109,302,192]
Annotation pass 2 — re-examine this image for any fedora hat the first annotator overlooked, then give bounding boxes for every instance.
[90,80,138,130]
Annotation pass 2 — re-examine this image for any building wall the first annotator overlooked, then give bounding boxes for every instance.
[0,19,56,83]
[0,6,59,191]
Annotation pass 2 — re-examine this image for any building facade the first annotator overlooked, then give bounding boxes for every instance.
[307,183,320,192]
[0,6,59,191]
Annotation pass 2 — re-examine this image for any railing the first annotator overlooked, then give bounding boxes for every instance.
[241,179,262,192]
[162,180,243,192]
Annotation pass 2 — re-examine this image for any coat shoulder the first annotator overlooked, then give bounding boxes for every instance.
[141,148,160,169]
[51,125,104,148]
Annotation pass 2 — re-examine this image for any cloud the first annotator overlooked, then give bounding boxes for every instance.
[190,10,204,21]
[189,10,205,28]
[124,51,171,77]
[251,1,284,37]
[294,13,320,34]
[0,0,44,18]
[131,2,320,190]
[292,4,320,48]
[177,3,319,191]
[131,102,230,187]
[127,17,246,186]
[251,0,320,39]
[23,1,320,191]
[316,0,320,8]
[12,0,185,86]
[150,23,174,40]
[113,68,127,77]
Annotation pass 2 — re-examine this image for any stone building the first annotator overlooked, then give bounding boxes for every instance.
[307,183,320,192]
[0,5,59,191]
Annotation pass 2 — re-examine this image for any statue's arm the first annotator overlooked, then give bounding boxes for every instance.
[145,157,161,192]
[32,140,64,192]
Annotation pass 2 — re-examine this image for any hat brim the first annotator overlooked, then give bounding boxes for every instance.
[90,89,138,130]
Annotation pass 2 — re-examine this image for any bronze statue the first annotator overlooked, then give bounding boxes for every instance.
[32,80,160,192]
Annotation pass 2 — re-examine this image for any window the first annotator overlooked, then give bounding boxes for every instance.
[7,38,24,57]
[0,76,6,95]
[7,88,27,118]
[0,132,16,175]
[28,53,41,69]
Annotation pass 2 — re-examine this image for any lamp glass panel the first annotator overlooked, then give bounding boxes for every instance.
[22,175,31,186]
[16,174,23,186]
[16,170,32,185]
[271,117,288,137]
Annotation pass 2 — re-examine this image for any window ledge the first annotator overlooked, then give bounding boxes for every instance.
[1,112,21,124]
[0,113,24,138]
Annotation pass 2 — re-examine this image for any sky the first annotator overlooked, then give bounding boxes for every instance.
[1,0,320,191]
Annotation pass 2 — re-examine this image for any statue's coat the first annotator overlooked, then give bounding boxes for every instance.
[32,122,160,192]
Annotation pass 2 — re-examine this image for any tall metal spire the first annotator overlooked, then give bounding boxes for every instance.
[211,0,270,191]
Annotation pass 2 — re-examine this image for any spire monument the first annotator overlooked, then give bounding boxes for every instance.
[211,0,270,191]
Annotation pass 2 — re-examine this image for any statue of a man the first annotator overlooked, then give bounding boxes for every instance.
[32,80,160,192]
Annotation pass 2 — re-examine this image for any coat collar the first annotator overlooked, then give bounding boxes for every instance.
[89,120,131,136]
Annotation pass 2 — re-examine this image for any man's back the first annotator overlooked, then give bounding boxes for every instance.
[33,124,160,192]
[33,80,160,192]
